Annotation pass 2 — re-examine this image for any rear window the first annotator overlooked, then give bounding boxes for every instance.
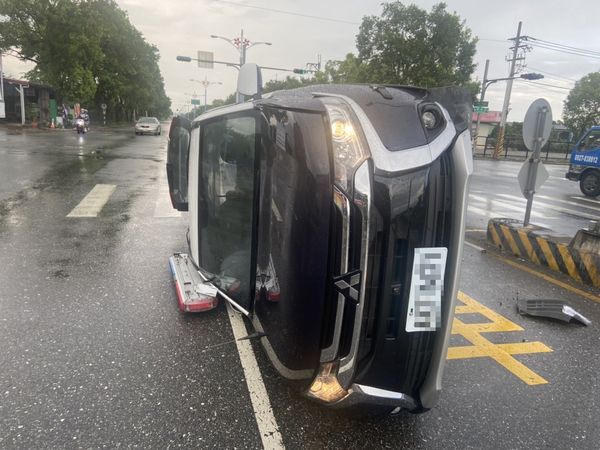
[138,117,158,124]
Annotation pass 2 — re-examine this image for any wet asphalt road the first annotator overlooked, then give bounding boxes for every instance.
[0,126,599,449]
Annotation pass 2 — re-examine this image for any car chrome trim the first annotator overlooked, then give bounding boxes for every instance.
[304,382,416,409]
[418,129,473,409]
[320,187,350,362]
[337,160,371,388]
[312,92,455,173]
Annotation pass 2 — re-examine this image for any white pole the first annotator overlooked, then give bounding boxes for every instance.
[0,52,4,101]
[17,85,26,125]
[0,52,5,120]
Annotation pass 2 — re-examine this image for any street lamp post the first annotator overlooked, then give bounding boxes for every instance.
[190,77,223,112]
[210,29,271,102]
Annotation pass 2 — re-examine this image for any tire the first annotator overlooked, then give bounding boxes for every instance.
[580,170,600,197]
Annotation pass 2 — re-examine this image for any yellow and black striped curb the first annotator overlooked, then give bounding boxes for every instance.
[487,219,600,289]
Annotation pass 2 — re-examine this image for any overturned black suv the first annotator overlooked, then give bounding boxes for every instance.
[166,68,473,413]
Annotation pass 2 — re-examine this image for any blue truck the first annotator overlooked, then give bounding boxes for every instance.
[566,126,600,197]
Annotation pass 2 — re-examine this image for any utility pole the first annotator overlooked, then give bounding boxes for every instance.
[493,21,528,159]
[473,59,490,150]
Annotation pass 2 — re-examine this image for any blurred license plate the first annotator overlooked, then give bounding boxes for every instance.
[406,248,447,332]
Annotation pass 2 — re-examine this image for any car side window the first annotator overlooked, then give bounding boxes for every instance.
[198,115,258,302]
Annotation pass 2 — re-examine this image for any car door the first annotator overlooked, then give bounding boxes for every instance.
[252,105,333,385]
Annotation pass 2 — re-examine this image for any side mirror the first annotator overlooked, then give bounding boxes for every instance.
[166,116,191,211]
[237,63,263,99]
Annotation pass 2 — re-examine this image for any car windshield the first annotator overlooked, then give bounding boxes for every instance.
[138,117,158,124]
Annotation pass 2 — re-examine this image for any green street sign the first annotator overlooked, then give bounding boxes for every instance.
[474,101,489,107]
[191,99,201,105]
[474,106,489,113]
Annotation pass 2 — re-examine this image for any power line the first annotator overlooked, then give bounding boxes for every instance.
[529,42,600,59]
[213,0,360,25]
[526,81,572,91]
[527,37,600,57]
[526,67,578,83]
[524,39,600,60]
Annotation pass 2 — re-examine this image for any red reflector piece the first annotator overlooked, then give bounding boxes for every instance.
[169,254,219,313]
[267,290,281,302]
[185,296,219,312]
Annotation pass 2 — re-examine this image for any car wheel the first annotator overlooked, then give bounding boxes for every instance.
[580,170,600,197]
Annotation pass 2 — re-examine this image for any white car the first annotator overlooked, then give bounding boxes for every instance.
[135,117,161,135]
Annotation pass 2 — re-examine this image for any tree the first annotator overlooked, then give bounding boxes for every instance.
[324,2,478,89]
[0,0,171,120]
[563,72,600,137]
[262,74,328,94]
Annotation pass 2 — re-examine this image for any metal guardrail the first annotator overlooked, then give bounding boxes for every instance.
[473,135,573,161]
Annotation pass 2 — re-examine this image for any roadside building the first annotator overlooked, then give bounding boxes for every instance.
[1,78,56,126]
[472,111,501,152]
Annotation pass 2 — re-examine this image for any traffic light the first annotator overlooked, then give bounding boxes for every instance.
[293,68,309,74]
[176,55,192,62]
[520,73,544,80]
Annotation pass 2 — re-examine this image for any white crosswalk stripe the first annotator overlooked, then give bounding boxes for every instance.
[496,193,598,220]
[537,195,600,213]
[67,184,116,217]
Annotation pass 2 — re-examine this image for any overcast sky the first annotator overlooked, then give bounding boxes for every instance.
[3,0,600,121]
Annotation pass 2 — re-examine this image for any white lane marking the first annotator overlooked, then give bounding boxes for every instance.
[67,184,116,217]
[154,176,181,218]
[226,303,285,450]
[464,241,486,252]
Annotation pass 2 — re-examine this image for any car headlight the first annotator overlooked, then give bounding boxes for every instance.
[320,97,369,195]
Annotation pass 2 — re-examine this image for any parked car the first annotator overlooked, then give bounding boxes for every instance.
[135,116,161,135]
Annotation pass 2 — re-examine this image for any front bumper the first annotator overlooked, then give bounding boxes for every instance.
[566,170,581,181]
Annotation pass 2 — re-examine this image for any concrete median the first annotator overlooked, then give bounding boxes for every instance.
[487,218,600,289]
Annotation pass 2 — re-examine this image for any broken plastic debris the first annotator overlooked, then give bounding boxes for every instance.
[516,299,591,326]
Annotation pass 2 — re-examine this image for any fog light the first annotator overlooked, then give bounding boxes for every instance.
[422,111,437,129]
[308,362,349,403]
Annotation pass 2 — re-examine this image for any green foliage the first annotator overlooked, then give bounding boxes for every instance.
[262,75,326,94]
[324,2,477,88]
[563,72,600,137]
[489,121,522,139]
[0,0,171,119]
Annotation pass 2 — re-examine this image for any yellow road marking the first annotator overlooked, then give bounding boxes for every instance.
[67,184,116,217]
[448,341,551,359]
[496,255,600,304]
[448,291,553,385]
